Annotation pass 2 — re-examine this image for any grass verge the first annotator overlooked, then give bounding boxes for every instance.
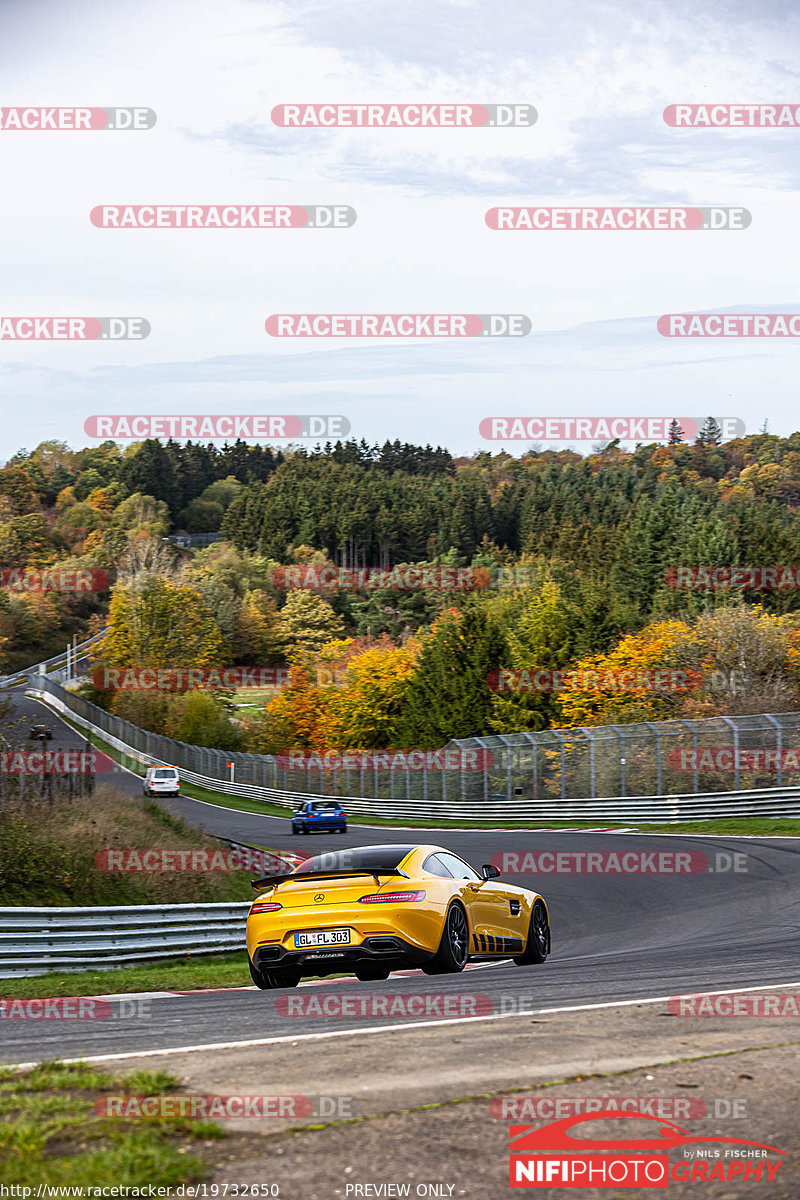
[0,788,254,906]
[0,953,252,999]
[0,1060,223,1187]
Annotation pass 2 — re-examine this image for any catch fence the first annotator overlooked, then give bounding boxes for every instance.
[25,676,800,821]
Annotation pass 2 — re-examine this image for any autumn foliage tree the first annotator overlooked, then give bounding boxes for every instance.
[100,577,223,673]
[554,620,696,727]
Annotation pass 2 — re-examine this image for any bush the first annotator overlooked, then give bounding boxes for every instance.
[0,788,253,905]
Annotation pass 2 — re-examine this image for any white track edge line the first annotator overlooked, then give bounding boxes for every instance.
[7,978,800,1070]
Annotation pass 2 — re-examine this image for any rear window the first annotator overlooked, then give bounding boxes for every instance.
[294,844,414,875]
[311,802,340,810]
[153,769,177,779]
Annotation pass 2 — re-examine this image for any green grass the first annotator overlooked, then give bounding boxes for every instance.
[42,702,800,837]
[0,1060,223,1187]
[0,785,255,906]
[633,817,800,835]
[169,784,800,836]
[0,953,252,999]
[229,685,282,708]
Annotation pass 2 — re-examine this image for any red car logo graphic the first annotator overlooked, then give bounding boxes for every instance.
[510,1110,784,1154]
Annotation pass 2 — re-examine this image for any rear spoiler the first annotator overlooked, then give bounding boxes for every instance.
[251,866,409,892]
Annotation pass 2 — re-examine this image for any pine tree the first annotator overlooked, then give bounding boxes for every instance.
[668,419,684,445]
[394,606,509,745]
[696,417,722,446]
[119,440,181,514]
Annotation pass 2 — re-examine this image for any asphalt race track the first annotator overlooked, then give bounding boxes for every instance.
[2,689,800,1067]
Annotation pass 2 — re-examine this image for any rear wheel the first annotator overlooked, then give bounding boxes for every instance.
[513,900,550,965]
[354,963,391,982]
[424,902,469,974]
[249,959,301,989]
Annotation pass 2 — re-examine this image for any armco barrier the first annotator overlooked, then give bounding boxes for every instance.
[0,631,104,690]
[25,677,800,822]
[0,902,250,977]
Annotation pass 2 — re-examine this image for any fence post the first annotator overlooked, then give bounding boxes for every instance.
[552,731,566,799]
[529,733,538,800]
[644,721,662,796]
[582,728,596,799]
[681,720,700,794]
[720,716,740,791]
[764,715,783,786]
[611,727,627,797]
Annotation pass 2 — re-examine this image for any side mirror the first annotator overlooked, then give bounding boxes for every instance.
[481,863,501,880]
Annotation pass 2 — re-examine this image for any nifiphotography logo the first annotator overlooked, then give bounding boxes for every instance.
[508,1111,784,1188]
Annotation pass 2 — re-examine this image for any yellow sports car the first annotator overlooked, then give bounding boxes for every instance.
[247,843,550,989]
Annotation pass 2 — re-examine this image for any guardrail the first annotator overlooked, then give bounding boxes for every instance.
[0,902,251,977]
[164,533,220,548]
[0,631,104,690]
[26,678,800,823]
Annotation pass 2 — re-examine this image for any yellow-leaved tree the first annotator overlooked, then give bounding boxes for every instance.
[100,576,224,672]
[554,620,694,727]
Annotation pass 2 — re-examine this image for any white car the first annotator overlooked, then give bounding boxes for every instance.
[143,766,180,797]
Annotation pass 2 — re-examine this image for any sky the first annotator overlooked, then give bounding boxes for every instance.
[1,0,800,461]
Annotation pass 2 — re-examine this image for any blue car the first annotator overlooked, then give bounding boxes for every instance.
[291,800,347,835]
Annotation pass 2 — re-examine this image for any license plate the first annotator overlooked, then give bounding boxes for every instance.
[294,929,350,948]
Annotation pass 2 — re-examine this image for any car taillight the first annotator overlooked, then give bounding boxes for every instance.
[358,890,426,904]
[250,901,283,914]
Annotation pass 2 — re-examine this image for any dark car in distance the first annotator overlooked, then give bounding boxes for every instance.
[291,800,347,835]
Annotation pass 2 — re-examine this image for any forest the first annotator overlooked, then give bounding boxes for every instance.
[3,424,800,753]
